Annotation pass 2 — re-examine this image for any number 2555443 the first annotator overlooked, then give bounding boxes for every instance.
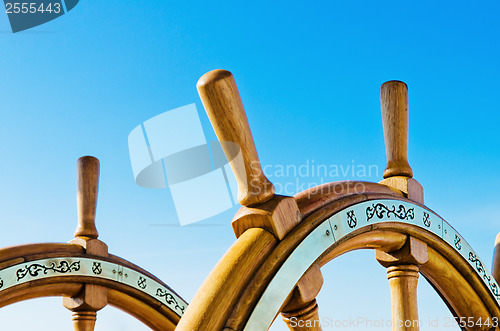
[5,2,62,14]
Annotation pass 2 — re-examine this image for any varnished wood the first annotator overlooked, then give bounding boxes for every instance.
[175,227,278,331]
[72,311,96,331]
[319,226,498,330]
[69,237,108,257]
[75,156,99,239]
[65,157,108,326]
[0,240,182,328]
[4,213,496,331]
[370,223,500,324]
[232,194,301,239]
[0,281,83,309]
[0,270,180,329]
[282,299,322,331]
[284,264,323,311]
[421,246,495,330]
[376,237,427,331]
[492,232,500,283]
[318,230,408,268]
[293,181,404,218]
[381,81,413,178]
[222,194,499,330]
[107,289,178,331]
[197,71,301,240]
[386,265,421,331]
[224,193,409,330]
[197,69,275,206]
[0,243,84,269]
[0,278,179,330]
[0,243,173,293]
[0,190,497,331]
[379,176,424,204]
[281,265,324,330]
[63,284,108,311]
[376,236,428,267]
[0,72,498,331]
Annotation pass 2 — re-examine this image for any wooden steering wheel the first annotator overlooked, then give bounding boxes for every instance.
[175,70,500,331]
[0,70,498,331]
[0,157,187,330]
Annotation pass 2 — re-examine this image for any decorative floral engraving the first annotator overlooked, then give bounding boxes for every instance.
[454,235,462,250]
[423,212,431,227]
[92,262,102,275]
[366,203,414,222]
[16,261,80,281]
[346,210,357,228]
[469,252,500,300]
[138,276,147,289]
[156,288,185,313]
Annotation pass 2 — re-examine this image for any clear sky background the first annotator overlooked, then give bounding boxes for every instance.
[0,1,499,330]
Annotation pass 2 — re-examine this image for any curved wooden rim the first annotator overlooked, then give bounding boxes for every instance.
[0,244,180,294]
[3,181,498,331]
[175,182,500,330]
[0,279,177,330]
[175,227,278,331]
[224,194,410,330]
[237,197,500,330]
[294,180,404,217]
[0,247,185,330]
[318,223,500,324]
[177,190,407,331]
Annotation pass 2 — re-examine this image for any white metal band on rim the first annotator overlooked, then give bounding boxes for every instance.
[243,198,500,330]
[0,257,187,317]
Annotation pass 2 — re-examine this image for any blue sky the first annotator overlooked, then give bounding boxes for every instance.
[0,1,499,330]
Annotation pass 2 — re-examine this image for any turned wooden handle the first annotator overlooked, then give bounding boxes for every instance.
[72,311,97,331]
[492,233,500,283]
[380,81,413,178]
[75,156,99,239]
[197,69,275,206]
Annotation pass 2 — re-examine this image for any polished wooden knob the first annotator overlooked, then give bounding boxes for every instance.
[492,232,500,283]
[74,156,99,239]
[381,81,413,178]
[197,70,275,206]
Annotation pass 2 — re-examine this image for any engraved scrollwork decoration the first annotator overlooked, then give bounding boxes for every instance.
[423,212,431,227]
[16,261,80,281]
[454,235,462,250]
[156,288,186,313]
[366,203,414,222]
[469,252,500,300]
[346,210,357,228]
